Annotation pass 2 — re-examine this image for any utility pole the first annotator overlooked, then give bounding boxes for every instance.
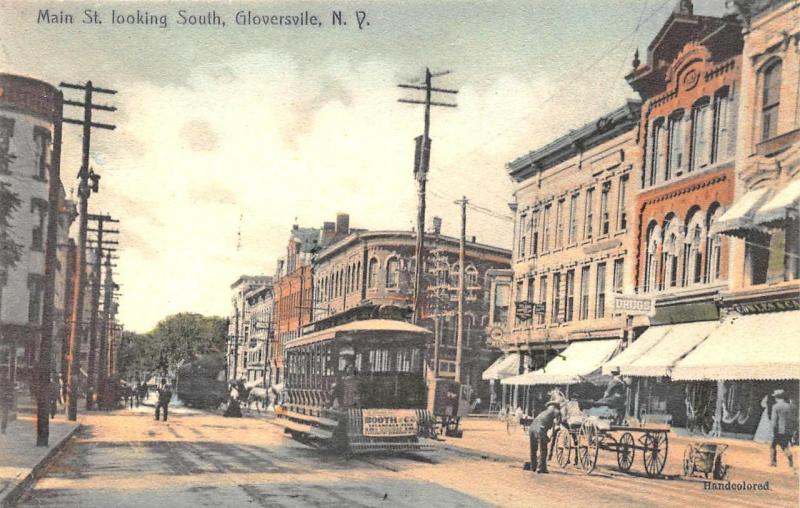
[85,214,118,409]
[455,196,468,384]
[35,89,65,446]
[98,251,117,406]
[398,68,457,325]
[60,80,117,421]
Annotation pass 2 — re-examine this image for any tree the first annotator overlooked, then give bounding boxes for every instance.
[116,313,227,378]
[0,182,23,271]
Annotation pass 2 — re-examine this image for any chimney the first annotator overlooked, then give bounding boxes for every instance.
[432,216,442,235]
[336,213,350,235]
[471,235,476,243]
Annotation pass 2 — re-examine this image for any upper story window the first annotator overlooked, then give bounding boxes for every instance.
[595,262,607,319]
[386,258,400,288]
[761,60,782,142]
[643,222,661,293]
[584,188,594,240]
[0,117,14,174]
[518,213,527,258]
[568,194,579,244]
[705,206,724,283]
[33,127,50,181]
[555,199,565,248]
[690,100,709,172]
[368,258,379,288]
[649,119,664,187]
[551,272,561,323]
[564,269,575,322]
[538,275,548,325]
[613,258,624,294]
[666,111,685,179]
[617,174,628,231]
[451,263,461,287]
[711,88,730,163]
[600,181,611,236]
[542,204,551,252]
[530,210,540,255]
[31,199,47,251]
[579,265,590,320]
[465,265,478,287]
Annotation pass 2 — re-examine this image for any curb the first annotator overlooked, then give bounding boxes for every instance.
[1,423,82,507]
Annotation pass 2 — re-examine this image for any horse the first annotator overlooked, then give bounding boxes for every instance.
[246,387,269,413]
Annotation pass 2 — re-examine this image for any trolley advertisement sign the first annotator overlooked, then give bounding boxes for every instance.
[362,409,418,437]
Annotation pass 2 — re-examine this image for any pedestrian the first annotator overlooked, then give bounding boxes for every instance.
[770,389,795,470]
[528,399,561,474]
[155,383,172,422]
[1,373,13,434]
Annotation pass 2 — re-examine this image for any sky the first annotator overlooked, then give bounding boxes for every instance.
[0,0,732,332]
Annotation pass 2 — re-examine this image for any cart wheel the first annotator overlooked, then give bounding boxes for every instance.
[682,445,694,477]
[617,432,635,472]
[642,431,668,477]
[577,421,600,474]
[554,427,572,469]
[713,455,729,480]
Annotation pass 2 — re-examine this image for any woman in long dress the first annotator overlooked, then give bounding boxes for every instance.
[753,393,774,443]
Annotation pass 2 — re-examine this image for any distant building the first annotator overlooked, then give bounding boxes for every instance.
[227,275,271,382]
[244,284,274,386]
[309,216,511,398]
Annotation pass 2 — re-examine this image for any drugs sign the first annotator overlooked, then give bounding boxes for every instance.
[611,293,655,316]
[362,409,418,437]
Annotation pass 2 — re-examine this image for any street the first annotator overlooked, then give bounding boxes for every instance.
[17,407,799,507]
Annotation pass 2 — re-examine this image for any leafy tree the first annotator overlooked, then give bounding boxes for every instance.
[116,313,228,378]
[0,182,23,269]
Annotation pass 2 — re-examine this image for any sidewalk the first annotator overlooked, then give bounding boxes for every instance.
[441,417,798,479]
[0,413,81,507]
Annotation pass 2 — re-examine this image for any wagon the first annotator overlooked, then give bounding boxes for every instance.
[552,401,670,477]
[682,442,729,480]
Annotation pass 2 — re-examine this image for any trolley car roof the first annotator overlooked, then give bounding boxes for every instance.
[285,319,432,349]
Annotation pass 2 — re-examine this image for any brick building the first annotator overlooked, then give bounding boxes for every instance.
[227,275,271,382]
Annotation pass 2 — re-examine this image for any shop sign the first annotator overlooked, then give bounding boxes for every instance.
[611,293,655,316]
[362,409,418,437]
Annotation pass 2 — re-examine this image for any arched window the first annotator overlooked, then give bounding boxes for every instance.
[355,261,362,291]
[663,231,680,289]
[690,98,710,171]
[386,257,400,288]
[436,259,450,286]
[706,205,724,283]
[761,60,782,141]
[368,258,379,288]
[451,263,460,287]
[465,265,478,287]
[644,221,661,293]
[682,207,705,287]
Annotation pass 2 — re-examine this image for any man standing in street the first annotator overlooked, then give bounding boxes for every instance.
[528,400,561,474]
[155,382,172,422]
[771,389,795,470]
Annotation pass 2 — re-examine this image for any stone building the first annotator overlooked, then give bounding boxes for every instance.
[244,284,273,386]
[309,217,511,399]
[227,275,271,382]
[486,101,641,412]
[0,74,76,396]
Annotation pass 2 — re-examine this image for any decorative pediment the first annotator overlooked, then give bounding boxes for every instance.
[664,43,712,93]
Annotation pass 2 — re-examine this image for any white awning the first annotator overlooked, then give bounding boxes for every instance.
[502,339,620,385]
[710,188,770,236]
[602,325,672,375]
[672,311,800,381]
[245,379,265,388]
[622,321,719,378]
[482,354,521,381]
[754,178,800,225]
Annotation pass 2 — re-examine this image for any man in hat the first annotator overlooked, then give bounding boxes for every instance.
[591,366,628,423]
[771,389,795,470]
[528,399,561,474]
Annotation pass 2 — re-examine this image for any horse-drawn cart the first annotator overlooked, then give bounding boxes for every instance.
[553,400,670,477]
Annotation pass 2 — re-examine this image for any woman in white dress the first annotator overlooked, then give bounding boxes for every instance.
[753,393,774,443]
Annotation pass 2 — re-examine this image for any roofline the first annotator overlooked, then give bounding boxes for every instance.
[229,274,271,290]
[286,319,431,349]
[314,229,512,262]
[506,101,641,182]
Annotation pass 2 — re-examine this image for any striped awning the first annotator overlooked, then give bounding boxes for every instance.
[621,321,719,378]
[502,339,620,385]
[672,311,800,381]
[753,177,800,225]
[710,188,771,236]
[602,326,671,375]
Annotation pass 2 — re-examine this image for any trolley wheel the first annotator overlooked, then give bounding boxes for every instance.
[616,432,635,472]
[577,421,600,474]
[642,431,669,477]
[682,445,694,477]
[554,427,572,469]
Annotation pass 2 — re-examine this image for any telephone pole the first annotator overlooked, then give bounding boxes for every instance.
[398,68,457,325]
[455,196,468,384]
[97,250,118,406]
[85,214,118,409]
[60,80,117,421]
[35,89,64,446]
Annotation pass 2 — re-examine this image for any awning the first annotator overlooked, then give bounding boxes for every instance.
[245,379,265,389]
[709,188,770,236]
[622,321,719,378]
[672,311,800,381]
[753,178,800,225]
[602,326,672,375]
[482,353,521,381]
[502,339,620,385]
